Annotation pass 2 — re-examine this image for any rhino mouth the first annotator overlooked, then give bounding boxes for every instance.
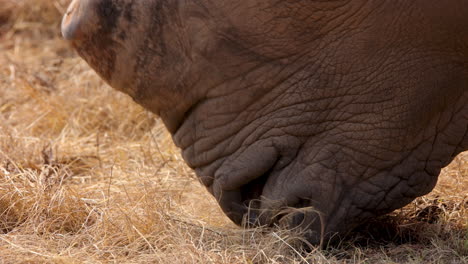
[214,171,271,228]
[239,173,270,227]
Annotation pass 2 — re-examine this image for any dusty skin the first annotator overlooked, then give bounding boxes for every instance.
[0,0,466,263]
[62,0,467,244]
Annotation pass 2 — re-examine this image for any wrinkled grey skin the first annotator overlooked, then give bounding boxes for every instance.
[62,0,468,244]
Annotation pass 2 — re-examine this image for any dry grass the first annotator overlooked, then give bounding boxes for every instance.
[0,1,466,263]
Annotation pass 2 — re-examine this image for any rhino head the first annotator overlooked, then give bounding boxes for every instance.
[62,0,468,244]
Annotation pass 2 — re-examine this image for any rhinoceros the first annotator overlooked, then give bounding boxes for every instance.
[61,0,468,244]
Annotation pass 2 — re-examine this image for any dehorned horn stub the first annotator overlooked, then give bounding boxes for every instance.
[61,0,96,40]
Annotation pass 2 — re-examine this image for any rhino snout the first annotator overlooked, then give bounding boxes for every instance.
[61,0,95,40]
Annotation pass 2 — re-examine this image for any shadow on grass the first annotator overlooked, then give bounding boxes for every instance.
[348,198,466,247]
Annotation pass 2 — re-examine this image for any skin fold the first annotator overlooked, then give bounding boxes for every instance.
[62,0,468,244]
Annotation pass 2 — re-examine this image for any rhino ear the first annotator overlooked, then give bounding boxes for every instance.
[61,0,95,40]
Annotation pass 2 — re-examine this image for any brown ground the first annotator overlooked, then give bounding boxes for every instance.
[0,1,466,263]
